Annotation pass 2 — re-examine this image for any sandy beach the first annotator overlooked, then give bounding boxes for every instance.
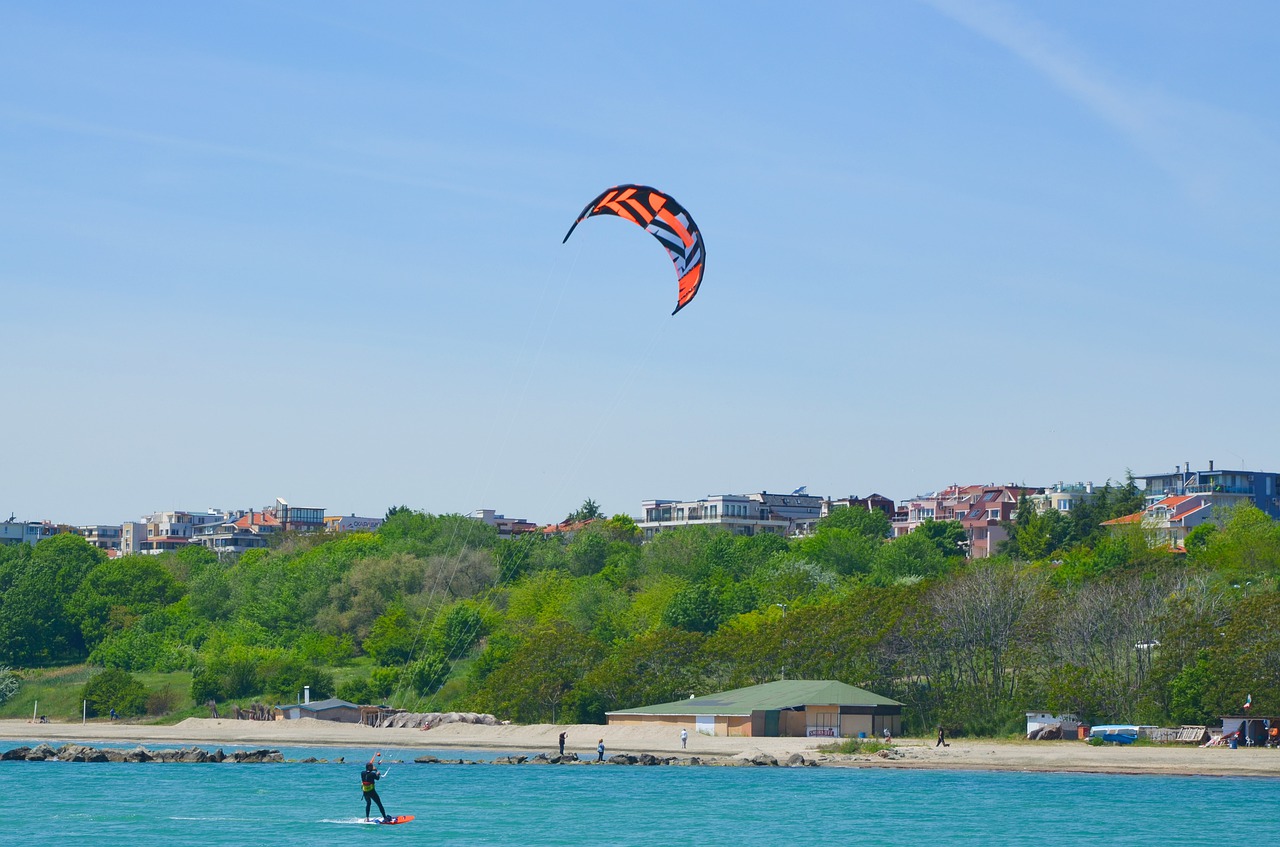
[3,717,1278,778]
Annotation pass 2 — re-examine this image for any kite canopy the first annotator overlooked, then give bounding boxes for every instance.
[563,185,705,314]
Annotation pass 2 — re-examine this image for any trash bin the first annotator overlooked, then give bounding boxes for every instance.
[1078,725,1090,740]
[1229,736,1238,749]
[858,732,866,739]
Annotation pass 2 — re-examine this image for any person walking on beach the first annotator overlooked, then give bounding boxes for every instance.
[680,728,687,749]
[596,739,605,762]
[559,731,567,756]
[936,726,948,747]
[361,753,390,822]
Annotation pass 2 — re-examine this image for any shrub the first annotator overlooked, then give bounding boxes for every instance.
[82,668,148,717]
[146,687,180,716]
[0,666,19,704]
[817,738,892,754]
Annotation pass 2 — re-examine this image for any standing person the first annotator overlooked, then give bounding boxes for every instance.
[558,731,567,756]
[883,727,892,744]
[361,753,390,823]
[936,726,947,747]
[596,738,605,762]
[680,728,688,749]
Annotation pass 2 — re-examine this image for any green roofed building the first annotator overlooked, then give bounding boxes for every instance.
[606,679,903,739]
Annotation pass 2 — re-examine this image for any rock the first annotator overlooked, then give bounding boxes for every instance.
[298,757,319,764]
[2,746,32,761]
[103,750,126,762]
[26,744,56,761]
[607,754,638,765]
[414,755,440,764]
[123,746,152,763]
[638,753,661,766]
[232,749,283,763]
[785,753,807,767]
[749,753,778,767]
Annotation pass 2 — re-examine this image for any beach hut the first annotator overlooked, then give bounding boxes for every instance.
[605,679,902,738]
[274,697,362,723]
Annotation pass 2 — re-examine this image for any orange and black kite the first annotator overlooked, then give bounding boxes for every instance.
[563,185,705,315]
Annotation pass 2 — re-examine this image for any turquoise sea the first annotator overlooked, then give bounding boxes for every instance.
[4,740,1279,845]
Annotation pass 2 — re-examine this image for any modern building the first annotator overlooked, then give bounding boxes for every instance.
[469,509,537,539]
[638,490,823,541]
[606,679,903,739]
[1136,461,1280,520]
[266,498,326,532]
[0,517,56,547]
[324,514,386,533]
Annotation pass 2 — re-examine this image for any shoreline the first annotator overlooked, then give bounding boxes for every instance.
[3,718,1279,778]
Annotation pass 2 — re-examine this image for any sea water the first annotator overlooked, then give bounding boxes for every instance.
[4,741,1279,846]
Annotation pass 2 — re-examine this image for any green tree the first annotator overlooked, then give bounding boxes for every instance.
[0,533,104,666]
[82,668,148,717]
[471,622,603,722]
[68,555,184,650]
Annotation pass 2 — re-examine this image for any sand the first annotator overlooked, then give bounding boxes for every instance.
[3,718,1278,778]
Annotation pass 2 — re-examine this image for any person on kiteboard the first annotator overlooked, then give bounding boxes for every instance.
[361,753,390,822]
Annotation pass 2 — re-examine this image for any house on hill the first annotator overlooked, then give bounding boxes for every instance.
[606,679,902,739]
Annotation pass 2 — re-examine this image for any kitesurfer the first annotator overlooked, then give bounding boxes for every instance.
[361,753,390,822]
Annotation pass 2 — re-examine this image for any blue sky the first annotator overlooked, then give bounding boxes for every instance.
[3,1,1278,525]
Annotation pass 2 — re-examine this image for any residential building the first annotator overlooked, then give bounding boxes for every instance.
[893,484,1037,558]
[78,524,122,551]
[469,509,536,539]
[1027,482,1097,514]
[638,493,791,541]
[130,509,227,554]
[606,679,903,739]
[1102,494,1213,551]
[820,493,896,520]
[0,517,56,547]
[1137,461,1280,520]
[192,509,281,555]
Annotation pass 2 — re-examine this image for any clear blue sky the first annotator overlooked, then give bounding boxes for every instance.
[3,1,1278,525]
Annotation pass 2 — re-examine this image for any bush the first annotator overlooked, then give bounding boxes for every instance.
[0,666,19,703]
[146,687,181,716]
[817,738,892,754]
[82,668,148,717]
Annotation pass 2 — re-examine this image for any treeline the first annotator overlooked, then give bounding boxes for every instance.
[2,488,1279,734]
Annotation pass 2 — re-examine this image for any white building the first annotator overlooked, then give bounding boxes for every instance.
[638,493,795,541]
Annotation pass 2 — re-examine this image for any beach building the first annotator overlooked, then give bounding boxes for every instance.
[606,679,903,739]
[637,489,824,541]
[274,697,363,723]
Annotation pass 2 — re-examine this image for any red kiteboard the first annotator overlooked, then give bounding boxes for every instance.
[375,815,414,825]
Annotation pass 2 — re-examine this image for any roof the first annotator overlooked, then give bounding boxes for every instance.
[607,679,902,716]
[279,698,359,712]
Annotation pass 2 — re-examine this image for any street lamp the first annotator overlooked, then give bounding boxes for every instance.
[774,603,788,618]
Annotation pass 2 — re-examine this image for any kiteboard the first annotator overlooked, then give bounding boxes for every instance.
[375,815,415,826]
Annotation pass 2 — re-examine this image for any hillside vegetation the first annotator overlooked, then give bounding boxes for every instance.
[2,488,1278,735]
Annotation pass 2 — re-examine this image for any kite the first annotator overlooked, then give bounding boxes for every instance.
[562,185,705,314]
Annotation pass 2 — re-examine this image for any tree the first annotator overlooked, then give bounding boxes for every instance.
[0,533,104,666]
[564,498,604,524]
[82,668,148,717]
[470,622,603,722]
[68,555,184,650]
